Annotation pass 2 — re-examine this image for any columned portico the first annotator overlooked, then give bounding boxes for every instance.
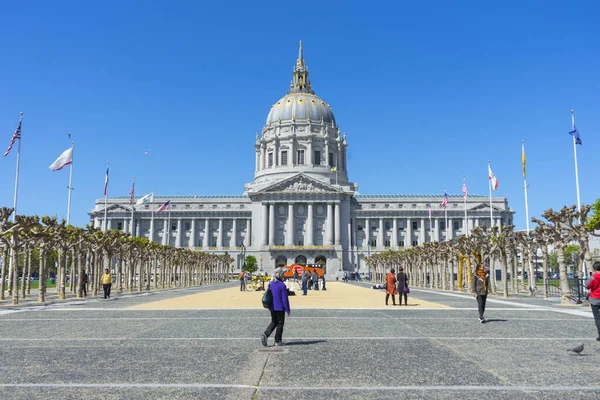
[334,202,341,246]
[189,218,196,249]
[326,203,333,246]
[392,218,398,249]
[306,203,314,246]
[268,203,275,246]
[286,203,294,246]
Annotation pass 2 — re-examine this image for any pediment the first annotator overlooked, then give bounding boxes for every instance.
[469,203,503,212]
[106,204,133,213]
[260,174,338,194]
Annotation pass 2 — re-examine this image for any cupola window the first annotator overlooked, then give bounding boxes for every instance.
[314,151,321,165]
[297,150,305,165]
[281,151,288,166]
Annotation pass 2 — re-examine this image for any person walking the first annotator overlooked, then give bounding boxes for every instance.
[396,267,409,306]
[80,270,88,298]
[472,264,489,323]
[385,268,397,306]
[586,262,600,341]
[301,269,309,295]
[261,268,291,347]
[239,270,246,291]
[101,268,112,299]
[312,270,319,291]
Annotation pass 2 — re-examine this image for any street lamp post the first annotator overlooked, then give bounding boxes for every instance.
[240,243,246,271]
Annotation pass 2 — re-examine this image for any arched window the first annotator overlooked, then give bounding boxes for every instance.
[315,255,327,265]
[276,255,287,268]
[295,255,307,266]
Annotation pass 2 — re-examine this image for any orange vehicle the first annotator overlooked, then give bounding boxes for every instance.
[282,264,324,280]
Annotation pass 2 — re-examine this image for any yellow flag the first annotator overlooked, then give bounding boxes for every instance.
[521,144,526,178]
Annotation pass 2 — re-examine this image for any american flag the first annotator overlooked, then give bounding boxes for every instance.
[104,166,109,196]
[3,120,22,157]
[128,178,135,205]
[156,200,170,213]
[441,191,448,209]
[427,204,432,218]
[462,178,468,200]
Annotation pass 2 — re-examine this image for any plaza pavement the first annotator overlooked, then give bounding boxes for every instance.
[0,282,599,400]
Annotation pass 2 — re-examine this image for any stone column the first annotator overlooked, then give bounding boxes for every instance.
[106,219,113,230]
[231,219,237,248]
[468,218,474,232]
[306,203,314,246]
[203,219,210,249]
[405,218,412,247]
[420,219,426,244]
[392,218,398,249]
[261,203,268,246]
[245,219,252,246]
[189,219,196,249]
[447,218,453,241]
[175,219,183,248]
[123,219,129,233]
[352,217,357,247]
[364,218,370,247]
[434,219,440,242]
[334,202,341,246]
[475,218,480,227]
[162,219,168,245]
[261,143,266,170]
[255,150,260,172]
[290,137,296,165]
[286,204,294,246]
[216,219,223,249]
[326,203,333,245]
[269,203,276,245]
[378,218,384,248]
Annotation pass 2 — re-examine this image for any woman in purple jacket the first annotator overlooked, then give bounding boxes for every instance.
[261,268,291,347]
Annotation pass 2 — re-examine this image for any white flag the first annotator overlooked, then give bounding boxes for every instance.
[49,147,73,171]
[136,192,154,205]
[488,164,499,190]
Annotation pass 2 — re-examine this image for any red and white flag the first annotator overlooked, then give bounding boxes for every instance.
[128,178,135,205]
[488,164,499,191]
[156,200,170,213]
[462,178,468,200]
[49,147,73,171]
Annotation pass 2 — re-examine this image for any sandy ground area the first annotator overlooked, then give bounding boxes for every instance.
[130,282,450,309]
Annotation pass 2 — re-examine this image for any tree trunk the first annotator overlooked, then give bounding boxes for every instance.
[0,248,7,300]
[501,251,509,298]
[38,249,46,303]
[557,245,571,304]
[26,248,32,296]
[21,249,28,299]
[489,255,497,295]
[542,246,549,298]
[11,246,20,305]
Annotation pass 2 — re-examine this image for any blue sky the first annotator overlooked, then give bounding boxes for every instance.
[0,0,598,228]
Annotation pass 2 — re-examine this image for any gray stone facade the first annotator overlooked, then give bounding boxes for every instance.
[89,42,514,278]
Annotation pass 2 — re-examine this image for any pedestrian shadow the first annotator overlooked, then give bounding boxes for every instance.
[284,340,327,346]
[484,319,508,323]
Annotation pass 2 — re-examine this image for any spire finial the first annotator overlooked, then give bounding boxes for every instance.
[297,40,304,67]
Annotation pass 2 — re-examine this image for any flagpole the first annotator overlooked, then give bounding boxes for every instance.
[130,177,135,236]
[463,176,468,236]
[167,207,171,246]
[488,161,494,230]
[522,140,534,291]
[66,141,74,225]
[149,190,155,242]
[571,110,585,277]
[444,187,448,241]
[103,161,109,231]
[428,205,432,242]
[571,110,581,212]
[11,112,23,222]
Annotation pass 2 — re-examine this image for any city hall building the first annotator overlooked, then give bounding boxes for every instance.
[90,43,513,278]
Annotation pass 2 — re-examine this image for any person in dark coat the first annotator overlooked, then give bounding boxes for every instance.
[396,267,409,306]
[80,270,88,298]
[261,268,291,347]
[472,264,490,323]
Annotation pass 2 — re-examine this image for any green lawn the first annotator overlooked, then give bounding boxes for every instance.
[19,280,57,290]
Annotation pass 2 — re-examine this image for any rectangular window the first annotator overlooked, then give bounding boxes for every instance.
[412,240,418,246]
[384,204,389,209]
[412,204,417,208]
[453,221,459,230]
[298,240,304,246]
[384,240,390,247]
[398,204,403,208]
[453,203,458,208]
[281,151,288,166]
[440,221,446,230]
[329,152,334,166]
[398,240,404,247]
[185,222,191,231]
[199,205,204,208]
[297,150,305,165]
[412,221,418,230]
[384,221,391,230]
[117,222,123,230]
[172,223,177,231]
[314,150,321,165]
[370,239,377,247]
[213,204,218,208]
[268,152,273,167]
[226,205,231,208]
[370,204,376,208]
[357,225,363,230]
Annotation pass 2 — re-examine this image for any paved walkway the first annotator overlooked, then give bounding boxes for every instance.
[0,282,598,399]
[131,282,449,310]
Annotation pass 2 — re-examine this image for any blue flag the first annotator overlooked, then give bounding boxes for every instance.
[569,125,582,145]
